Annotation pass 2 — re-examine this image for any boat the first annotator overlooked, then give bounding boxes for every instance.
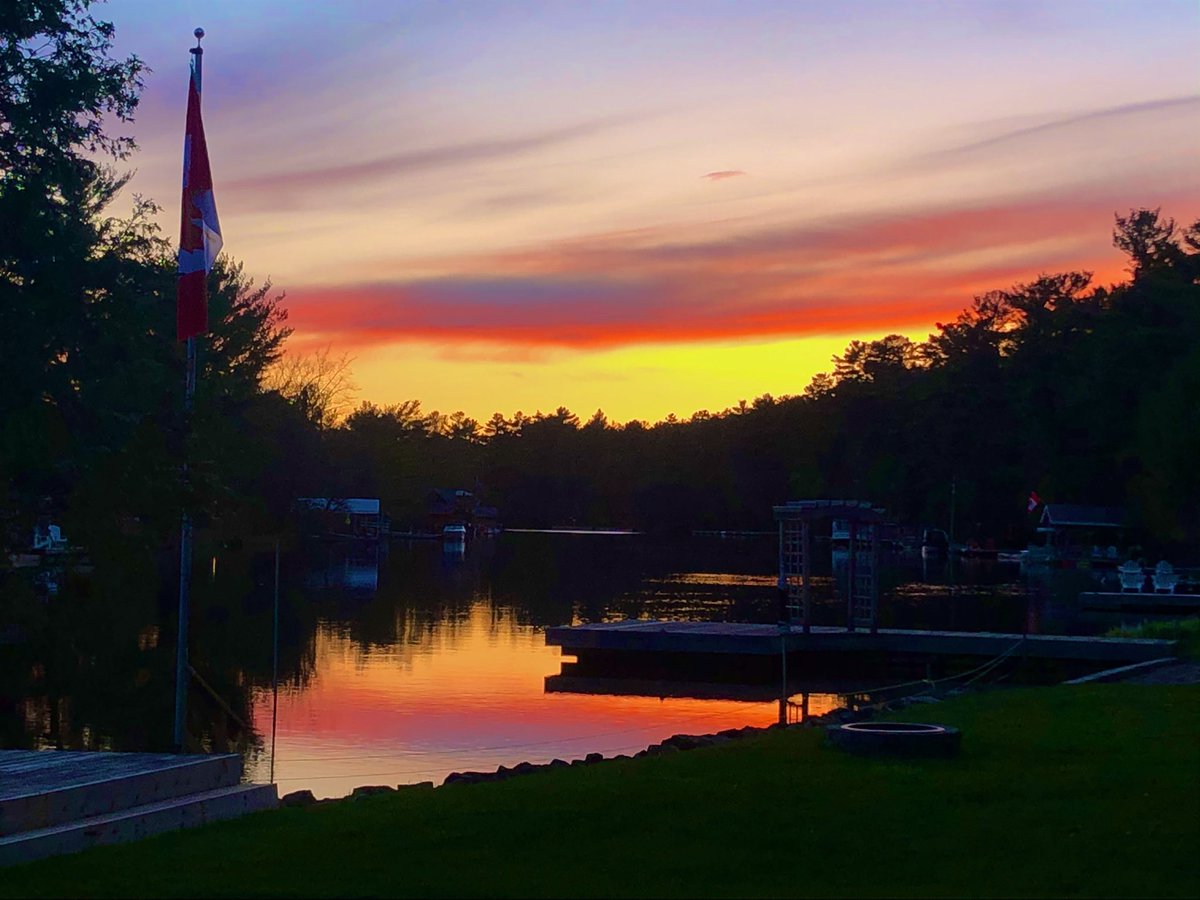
[442,524,467,544]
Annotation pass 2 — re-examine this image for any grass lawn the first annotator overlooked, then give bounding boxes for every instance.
[1107,617,1200,660]
[2,685,1196,898]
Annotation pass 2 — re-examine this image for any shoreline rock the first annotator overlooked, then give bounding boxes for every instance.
[306,690,950,805]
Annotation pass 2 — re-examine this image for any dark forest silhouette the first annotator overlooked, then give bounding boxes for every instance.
[4,3,1200,563]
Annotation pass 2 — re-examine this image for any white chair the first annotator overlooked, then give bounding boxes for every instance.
[1152,561,1179,593]
[1117,560,1145,592]
[31,524,68,553]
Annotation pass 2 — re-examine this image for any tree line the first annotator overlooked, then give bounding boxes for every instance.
[4,2,1199,563]
[316,210,1200,553]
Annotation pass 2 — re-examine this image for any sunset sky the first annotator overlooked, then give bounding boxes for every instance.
[107,0,1199,423]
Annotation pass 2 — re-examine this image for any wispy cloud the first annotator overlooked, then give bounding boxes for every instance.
[223,116,640,199]
[284,185,1197,354]
[929,95,1200,161]
[702,170,746,181]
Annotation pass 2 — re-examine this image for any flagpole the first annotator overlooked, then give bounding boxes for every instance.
[174,27,205,752]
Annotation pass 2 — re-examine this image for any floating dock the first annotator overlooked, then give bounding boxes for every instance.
[546,620,1176,664]
[1077,591,1200,612]
[0,750,277,866]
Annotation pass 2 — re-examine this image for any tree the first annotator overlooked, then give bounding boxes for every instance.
[1113,208,1182,277]
[262,344,357,429]
[832,334,919,383]
[1,3,144,543]
[0,0,143,178]
[1,2,303,549]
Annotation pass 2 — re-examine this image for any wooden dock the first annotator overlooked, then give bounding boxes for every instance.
[1078,591,1200,612]
[544,672,875,701]
[0,750,277,866]
[546,620,1177,663]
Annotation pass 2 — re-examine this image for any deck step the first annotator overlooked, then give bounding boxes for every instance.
[0,751,243,835]
[0,783,278,867]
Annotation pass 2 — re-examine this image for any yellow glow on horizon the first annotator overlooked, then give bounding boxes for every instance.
[342,327,933,424]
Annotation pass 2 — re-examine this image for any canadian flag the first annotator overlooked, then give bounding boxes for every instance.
[177,52,221,341]
[1027,491,1042,512]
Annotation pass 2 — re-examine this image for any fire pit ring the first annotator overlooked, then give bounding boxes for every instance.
[826,721,961,758]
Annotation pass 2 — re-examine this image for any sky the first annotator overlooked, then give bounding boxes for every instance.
[103,0,1200,424]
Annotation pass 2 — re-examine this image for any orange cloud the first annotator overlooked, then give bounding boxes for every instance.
[283,185,1195,354]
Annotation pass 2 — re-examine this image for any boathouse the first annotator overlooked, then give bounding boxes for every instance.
[297,497,384,539]
[1036,504,1126,562]
[427,488,500,536]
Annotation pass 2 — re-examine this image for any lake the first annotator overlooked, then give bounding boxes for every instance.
[1,532,1136,798]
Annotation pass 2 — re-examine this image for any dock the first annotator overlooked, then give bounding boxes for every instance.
[546,620,1176,664]
[0,750,277,866]
[544,672,874,702]
[1078,591,1200,612]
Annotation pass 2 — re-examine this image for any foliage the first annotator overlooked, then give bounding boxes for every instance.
[0,2,294,552]
[0,0,143,176]
[267,207,1199,553]
[1106,617,1200,661]
[261,344,357,429]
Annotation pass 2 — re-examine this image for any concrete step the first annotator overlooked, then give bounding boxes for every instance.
[0,783,278,867]
[0,752,243,835]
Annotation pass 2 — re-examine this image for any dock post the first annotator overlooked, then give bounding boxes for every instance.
[870,524,880,634]
[801,520,812,633]
[845,520,857,632]
[777,519,787,623]
[778,619,788,725]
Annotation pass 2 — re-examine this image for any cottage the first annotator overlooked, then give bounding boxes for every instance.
[1035,504,1125,564]
[297,498,384,540]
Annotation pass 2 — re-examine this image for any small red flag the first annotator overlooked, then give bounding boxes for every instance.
[1027,491,1041,512]
[177,53,222,341]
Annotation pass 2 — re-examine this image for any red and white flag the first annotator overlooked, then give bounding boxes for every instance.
[1027,490,1041,512]
[177,52,221,341]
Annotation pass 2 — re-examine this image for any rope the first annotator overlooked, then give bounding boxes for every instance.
[845,637,1027,705]
[187,663,253,732]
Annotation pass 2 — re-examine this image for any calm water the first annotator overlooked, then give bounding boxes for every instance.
[2,532,1143,798]
[249,533,803,798]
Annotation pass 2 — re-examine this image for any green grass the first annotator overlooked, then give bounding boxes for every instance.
[2,686,1197,898]
[1106,616,1200,660]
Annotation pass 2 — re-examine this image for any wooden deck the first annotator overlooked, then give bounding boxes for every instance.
[1078,591,1200,611]
[544,672,874,701]
[0,750,276,866]
[546,620,1177,663]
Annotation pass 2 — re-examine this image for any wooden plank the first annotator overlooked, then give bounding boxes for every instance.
[0,783,277,867]
[546,621,1176,663]
[1078,592,1200,611]
[0,752,242,835]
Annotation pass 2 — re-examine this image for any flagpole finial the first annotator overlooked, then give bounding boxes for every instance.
[194,27,205,46]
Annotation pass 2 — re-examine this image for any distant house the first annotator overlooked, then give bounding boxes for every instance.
[297,498,384,539]
[1036,504,1126,562]
[426,489,500,536]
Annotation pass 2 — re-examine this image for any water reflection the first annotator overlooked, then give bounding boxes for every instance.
[2,532,1167,799]
[251,603,782,798]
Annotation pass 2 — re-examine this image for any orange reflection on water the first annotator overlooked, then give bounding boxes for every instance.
[249,603,812,799]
